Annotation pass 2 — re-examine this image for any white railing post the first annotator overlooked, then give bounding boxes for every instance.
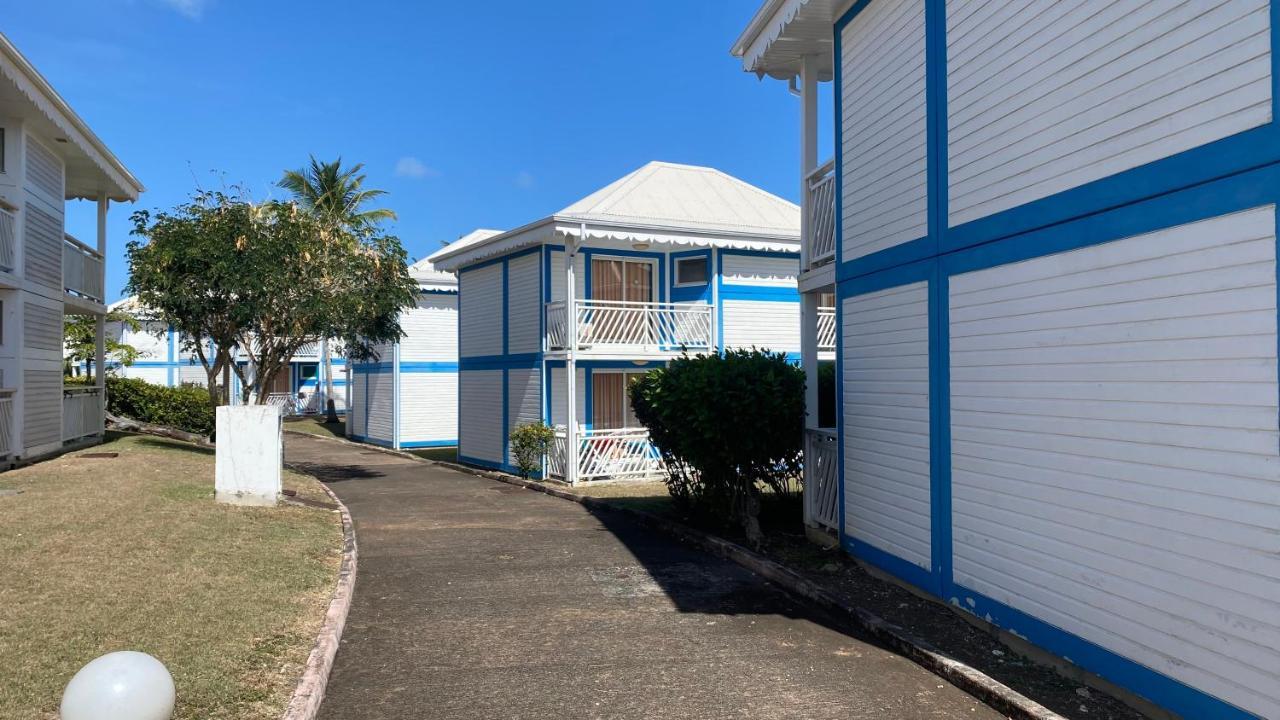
[800,52,819,273]
[817,306,836,351]
[564,229,580,486]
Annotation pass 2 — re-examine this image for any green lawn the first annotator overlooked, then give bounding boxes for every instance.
[0,433,342,720]
[283,416,348,440]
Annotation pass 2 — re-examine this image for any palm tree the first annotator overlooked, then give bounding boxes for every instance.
[279,156,397,422]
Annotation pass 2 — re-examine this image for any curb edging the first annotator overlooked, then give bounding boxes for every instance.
[285,431,1064,720]
[280,465,359,720]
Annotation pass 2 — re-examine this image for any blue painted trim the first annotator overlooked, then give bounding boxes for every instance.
[166,326,176,385]
[955,584,1256,720]
[715,249,724,351]
[843,536,934,595]
[457,453,522,475]
[353,361,459,374]
[927,265,950,597]
[460,353,540,371]
[718,285,801,302]
[501,367,509,464]
[544,359,664,370]
[670,248,712,303]
[400,439,457,448]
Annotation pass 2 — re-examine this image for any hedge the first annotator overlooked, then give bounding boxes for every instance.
[67,375,216,437]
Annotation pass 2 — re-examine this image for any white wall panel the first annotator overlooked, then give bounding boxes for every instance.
[840,0,928,262]
[349,372,369,438]
[506,253,542,354]
[722,299,800,355]
[22,368,60,449]
[364,371,395,443]
[23,204,61,292]
[948,206,1280,719]
[721,254,798,287]
[401,372,457,444]
[549,366,586,428]
[459,264,502,357]
[842,281,931,570]
[22,301,60,352]
[947,0,1272,226]
[459,369,503,463]
[400,295,457,362]
[506,367,542,464]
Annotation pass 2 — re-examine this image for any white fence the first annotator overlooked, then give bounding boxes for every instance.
[63,387,104,442]
[817,306,836,351]
[805,160,836,270]
[805,428,839,531]
[265,392,301,415]
[63,234,105,303]
[546,300,715,353]
[0,203,16,272]
[548,426,664,482]
[0,389,13,457]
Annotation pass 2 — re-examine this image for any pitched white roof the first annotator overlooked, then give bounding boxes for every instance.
[430,162,799,271]
[557,161,799,236]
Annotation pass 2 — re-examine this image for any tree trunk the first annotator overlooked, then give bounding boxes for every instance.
[107,411,213,446]
[323,338,338,423]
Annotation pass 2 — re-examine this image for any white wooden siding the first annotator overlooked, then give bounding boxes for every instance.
[721,254,798,287]
[22,368,60,448]
[550,366,586,427]
[506,253,542,353]
[459,264,503,357]
[840,0,928,262]
[842,281,931,570]
[24,134,63,206]
[23,204,61,291]
[123,322,170,361]
[947,0,1272,227]
[506,367,542,464]
[459,369,503,463]
[948,206,1280,719]
[401,372,457,443]
[400,295,457,362]
[364,371,395,443]
[722,299,800,355]
[177,364,206,385]
[124,367,168,386]
[22,301,61,352]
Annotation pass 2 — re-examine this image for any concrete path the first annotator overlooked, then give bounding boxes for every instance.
[286,433,1003,720]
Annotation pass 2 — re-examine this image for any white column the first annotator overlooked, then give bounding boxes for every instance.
[564,229,580,486]
[799,54,820,272]
[95,197,107,391]
[392,341,402,449]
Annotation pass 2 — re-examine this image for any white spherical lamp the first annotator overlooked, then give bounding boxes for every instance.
[60,651,176,720]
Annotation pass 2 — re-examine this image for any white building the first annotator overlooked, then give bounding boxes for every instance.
[103,296,347,415]
[0,32,143,463]
[428,161,823,481]
[344,243,489,449]
[734,1,1280,718]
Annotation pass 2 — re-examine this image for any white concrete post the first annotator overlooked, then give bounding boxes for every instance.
[801,292,822,528]
[800,55,821,527]
[564,228,580,486]
[215,405,282,505]
[392,341,402,450]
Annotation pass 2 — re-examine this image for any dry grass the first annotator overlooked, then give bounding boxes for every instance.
[0,433,342,720]
[283,416,348,440]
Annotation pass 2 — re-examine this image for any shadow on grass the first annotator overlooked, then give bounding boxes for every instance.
[129,435,215,456]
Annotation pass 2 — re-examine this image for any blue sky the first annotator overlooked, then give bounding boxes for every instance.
[7,0,830,303]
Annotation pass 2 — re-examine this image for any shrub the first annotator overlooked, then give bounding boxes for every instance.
[629,349,804,544]
[85,376,217,436]
[509,421,555,478]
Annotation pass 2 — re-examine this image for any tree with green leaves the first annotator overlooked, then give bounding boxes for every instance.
[279,156,399,420]
[63,309,146,378]
[127,189,418,406]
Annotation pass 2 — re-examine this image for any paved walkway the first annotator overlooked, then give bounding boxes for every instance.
[286,434,1002,720]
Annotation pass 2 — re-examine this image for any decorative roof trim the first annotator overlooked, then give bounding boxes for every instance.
[0,32,144,201]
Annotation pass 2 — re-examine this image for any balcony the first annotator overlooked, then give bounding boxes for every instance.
[804,159,835,272]
[547,426,664,482]
[546,299,715,356]
[63,386,104,443]
[0,200,16,272]
[64,233,105,304]
[817,306,835,352]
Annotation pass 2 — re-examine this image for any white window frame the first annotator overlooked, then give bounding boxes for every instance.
[673,255,710,288]
[587,255,658,302]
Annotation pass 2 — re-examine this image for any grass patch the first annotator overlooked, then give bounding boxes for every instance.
[283,416,347,440]
[408,447,457,462]
[0,433,342,720]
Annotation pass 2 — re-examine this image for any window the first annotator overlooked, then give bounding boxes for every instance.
[675,256,709,286]
[591,257,653,302]
[591,371,646,429]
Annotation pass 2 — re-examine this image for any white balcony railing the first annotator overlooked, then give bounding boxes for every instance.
[817,306,836,351]
[63,386,104,442]
[0,202,16,272]
[805,159,836,271]
[265,392,301,415]
[64,234,105,304]
[0,389,14,457]
[548,426,664,482]
[805,428,839,531]
[546,299,715,354]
